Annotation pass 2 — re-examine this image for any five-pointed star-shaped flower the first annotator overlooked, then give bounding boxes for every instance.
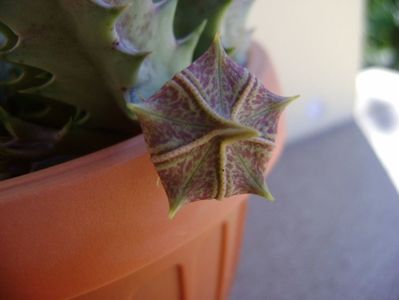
[129,35,297,218]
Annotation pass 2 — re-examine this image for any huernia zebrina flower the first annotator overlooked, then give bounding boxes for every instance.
[129,35,298,218]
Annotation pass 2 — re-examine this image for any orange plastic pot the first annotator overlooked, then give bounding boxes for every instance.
[0,43,285,300]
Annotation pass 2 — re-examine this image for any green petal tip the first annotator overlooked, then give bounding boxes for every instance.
[168,199,185,220]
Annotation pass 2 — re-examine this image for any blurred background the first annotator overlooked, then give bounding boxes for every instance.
[249,0,364,142]
[231,0,399,299]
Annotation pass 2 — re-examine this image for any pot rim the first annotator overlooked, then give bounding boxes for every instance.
[0,134,147,196]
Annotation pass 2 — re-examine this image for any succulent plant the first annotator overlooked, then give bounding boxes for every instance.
[0,0,296,215]
[0,0,253,178]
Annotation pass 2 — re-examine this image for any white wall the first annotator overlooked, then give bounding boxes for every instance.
[249,0,365,142]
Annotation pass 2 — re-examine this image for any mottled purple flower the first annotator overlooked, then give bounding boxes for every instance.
[130,35,297,218]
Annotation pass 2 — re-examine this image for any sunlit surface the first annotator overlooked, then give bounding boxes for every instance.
[232,121,399,300]
[355,68,399,194]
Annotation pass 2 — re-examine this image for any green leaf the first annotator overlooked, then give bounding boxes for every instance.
[0,0,205,131]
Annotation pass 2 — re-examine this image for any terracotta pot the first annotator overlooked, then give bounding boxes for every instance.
[0,43,285,300]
